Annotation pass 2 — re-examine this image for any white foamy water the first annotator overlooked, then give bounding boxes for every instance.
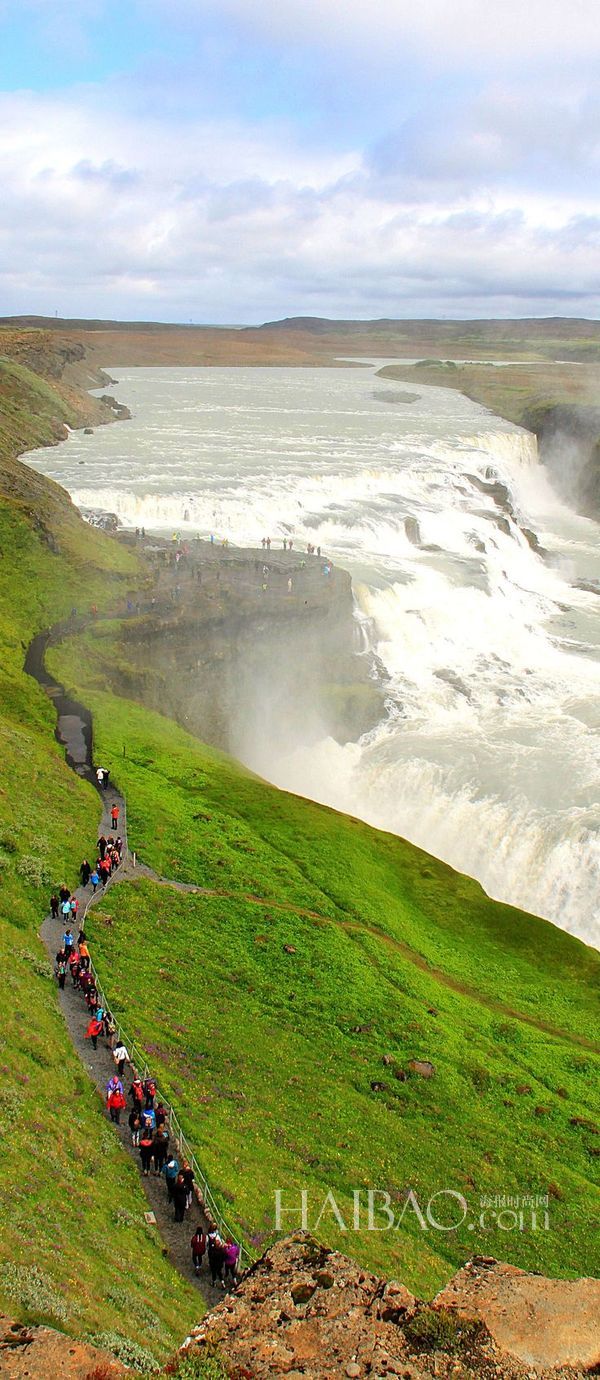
[23,365,600,947]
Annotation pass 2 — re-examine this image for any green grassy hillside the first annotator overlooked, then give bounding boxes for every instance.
[0,458,200,1366]
[4,329,599,1356]
[51,626,600,1297]
[0,332,110,464]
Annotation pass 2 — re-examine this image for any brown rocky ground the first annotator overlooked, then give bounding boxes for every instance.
[0,1312,127,1379]
[183,1233,600,1379]
[435,1261,600,1373]
[2,1235,598,1378]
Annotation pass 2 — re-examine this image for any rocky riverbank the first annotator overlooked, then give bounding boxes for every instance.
[0,326,130,495]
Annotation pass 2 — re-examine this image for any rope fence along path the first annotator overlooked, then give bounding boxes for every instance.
[28,628,252,1277]
[83,899,251,1263]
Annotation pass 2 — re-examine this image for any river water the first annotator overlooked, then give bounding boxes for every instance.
[24,364,600,947]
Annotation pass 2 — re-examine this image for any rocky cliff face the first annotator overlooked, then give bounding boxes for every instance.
[184,1233,600,1379]
[101,542,384,753]
[0,326,130,463]
[521,401,600,518]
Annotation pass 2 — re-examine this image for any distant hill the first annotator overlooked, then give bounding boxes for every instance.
[256,314,600,340]
[0,314,215,331]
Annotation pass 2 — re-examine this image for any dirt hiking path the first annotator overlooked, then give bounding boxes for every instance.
[27,631,229,1304]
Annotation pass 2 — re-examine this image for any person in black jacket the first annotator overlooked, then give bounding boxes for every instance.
[181,1159,195,1210]
[208,1232,226,1287]
[128,1108,141,1147]
[139,1129,154,1176]
[172,1172,187,1223]
[152,1125,169,1176]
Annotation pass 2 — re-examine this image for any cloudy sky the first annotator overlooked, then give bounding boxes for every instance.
[1,0,599,322]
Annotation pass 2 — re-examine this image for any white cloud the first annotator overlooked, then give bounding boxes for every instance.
[1,74,599,322]
[154,0,600,67]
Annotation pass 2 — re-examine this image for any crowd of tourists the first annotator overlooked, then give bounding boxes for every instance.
[51,790,240,1290]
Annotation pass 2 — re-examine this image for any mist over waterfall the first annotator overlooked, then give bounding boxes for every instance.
[24,363,600,948]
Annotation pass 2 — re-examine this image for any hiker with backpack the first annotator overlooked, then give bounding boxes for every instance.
[128,1108,142,1147]
[130,1076,144,1110]
[139,1126,154,1176]
[208,1231,226,1287]
[190,1228,206,1276]
[152,1124,170,1176]
[162,1154,179,1202]
[223,1239,240,1286]
[181,1159,195,1211]
[107,1083,126,1125]
[85,1014,103,1050]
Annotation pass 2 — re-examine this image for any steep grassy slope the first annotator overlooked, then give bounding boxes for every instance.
[51,629,600,1298]
[0,331,116,460]
[0,459,200,1364]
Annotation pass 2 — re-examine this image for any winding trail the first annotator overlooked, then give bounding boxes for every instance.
[26,631,226,1305]
[27,622,600,1087]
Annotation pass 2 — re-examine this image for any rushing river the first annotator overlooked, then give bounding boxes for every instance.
[24,364,600,947]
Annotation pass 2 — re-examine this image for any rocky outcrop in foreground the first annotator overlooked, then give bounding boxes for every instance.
[184,1233,600,1379]
[2,1235,599,1378]
[435,1260,600,1373]
[0,1312,127,1379]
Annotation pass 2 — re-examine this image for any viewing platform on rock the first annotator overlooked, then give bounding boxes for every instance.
[115,528,352,624]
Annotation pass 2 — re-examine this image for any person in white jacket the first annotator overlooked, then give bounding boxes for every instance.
[113,1042,129,1076]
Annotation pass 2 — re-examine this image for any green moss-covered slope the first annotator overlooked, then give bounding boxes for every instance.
[0,455,199,1361]
[50,629,600,1298]
[0,326,116,463]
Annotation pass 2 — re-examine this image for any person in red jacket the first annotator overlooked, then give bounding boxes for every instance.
[111,803,120,830]
[130,1076,144,1110]
[190,1228,206,1275]
[85,1015,103,1050]
[107,1086,126,1125]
